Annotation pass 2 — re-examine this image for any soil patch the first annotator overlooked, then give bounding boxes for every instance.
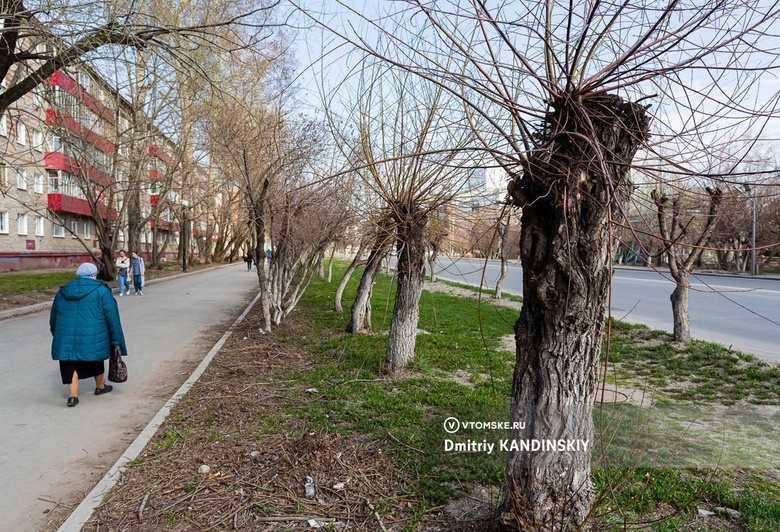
[78,308,439,531]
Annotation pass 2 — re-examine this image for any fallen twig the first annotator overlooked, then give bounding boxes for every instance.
[137,491,150,522]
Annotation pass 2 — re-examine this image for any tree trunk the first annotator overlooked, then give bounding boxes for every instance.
[335,242,366,312]
[500,94,649,530]
[96,237,116,282]
[347,246,385,333]
[385,207,428,373]
[327,246,336,282]
[316,250,325,278]
[670,273,691,343]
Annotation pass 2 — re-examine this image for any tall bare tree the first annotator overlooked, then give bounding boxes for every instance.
[299,1,780,528]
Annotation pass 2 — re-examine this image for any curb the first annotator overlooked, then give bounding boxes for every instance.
[0,263,236,323]
[57,288,262,531]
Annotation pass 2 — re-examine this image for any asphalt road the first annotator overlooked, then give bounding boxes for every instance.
[0,264,259,531]
[435,257,780,363]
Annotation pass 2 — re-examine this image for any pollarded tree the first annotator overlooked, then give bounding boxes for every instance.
[301,1,780,529]
[328,54,476,373]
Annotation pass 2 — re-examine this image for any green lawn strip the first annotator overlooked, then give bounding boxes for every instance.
[0,271,75,295]
[435,277,524,304]
[279,263,780,529]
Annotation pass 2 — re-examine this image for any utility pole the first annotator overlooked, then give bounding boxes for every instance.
[745,184,757,275]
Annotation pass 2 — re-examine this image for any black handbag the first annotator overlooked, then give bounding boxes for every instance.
[108,345,127,383]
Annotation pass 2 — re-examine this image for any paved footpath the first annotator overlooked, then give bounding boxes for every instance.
[0,264,259,531]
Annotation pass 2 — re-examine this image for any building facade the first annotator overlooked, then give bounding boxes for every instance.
[0,62,185,271]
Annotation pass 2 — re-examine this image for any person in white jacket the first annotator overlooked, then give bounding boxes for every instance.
[115,250,131,296]
[130,251,146,295]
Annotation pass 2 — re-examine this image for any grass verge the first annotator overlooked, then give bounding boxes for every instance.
[277,262,780,530]
[0,270,75,295]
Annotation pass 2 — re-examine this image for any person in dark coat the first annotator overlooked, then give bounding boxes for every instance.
[50,263,128,407]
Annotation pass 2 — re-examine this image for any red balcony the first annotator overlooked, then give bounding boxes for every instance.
[148,144,174,166]
[45,110,116,155]
[47,72,116,125]
[45,152,111,186]
[48,193,117,220]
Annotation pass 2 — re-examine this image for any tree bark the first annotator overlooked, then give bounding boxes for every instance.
[385,206,428,373]
[501,94,649,530]
[347,217,394,333]
[670,275,692,343]
[347,246,385,333]
[335,242,366,312]
[327,246,336,282]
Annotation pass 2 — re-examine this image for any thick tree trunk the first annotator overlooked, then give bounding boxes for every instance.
[96,237,116,282]
[385,207,428,373]
[500,94,649,530]
[335,242,366,312]
[670,274,691,343]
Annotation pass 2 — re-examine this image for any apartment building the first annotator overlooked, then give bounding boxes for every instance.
[0,63,184,271]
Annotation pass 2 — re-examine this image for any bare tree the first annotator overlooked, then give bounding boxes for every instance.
[653,186,723,343]
[0,0,280,113]
[299,0,780,528]
[493,209,511,299]
[329,55,475,373]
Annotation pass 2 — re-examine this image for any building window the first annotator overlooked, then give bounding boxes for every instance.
[48,135,62,153]
[17,213,27,235]
[53,222,65,238]
[0,211,8,233]
[0,165,7,187]
[16,120,26,145]
[83,220,91,240]
[16,169,27,190]
[35,215,44,236]
[0,113,6,137]
[33,173,43,194]
[70,220,78,238]
[48,170,59,193]
[32,129,43,152]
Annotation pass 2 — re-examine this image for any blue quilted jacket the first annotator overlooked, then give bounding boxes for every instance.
[50,277,128,361]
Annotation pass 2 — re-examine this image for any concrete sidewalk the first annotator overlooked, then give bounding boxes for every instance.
[0,263,259,531]
[0,264,233,322]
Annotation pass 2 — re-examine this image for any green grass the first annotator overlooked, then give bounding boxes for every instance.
[604,319,780,405]
[0,271,75,295]
[276,262,780,530]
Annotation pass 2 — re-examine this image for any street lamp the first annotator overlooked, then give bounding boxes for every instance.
[744,185,757,276]
[181,200,189,272]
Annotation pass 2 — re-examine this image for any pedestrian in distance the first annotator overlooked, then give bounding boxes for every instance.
[267,249,272,265]
[245,249,254,271]
[115,250,131,296]
[131,251,145,295]
[50,263,128,407]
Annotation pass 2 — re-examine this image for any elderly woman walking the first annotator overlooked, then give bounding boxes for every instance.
[50,263,128,407]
